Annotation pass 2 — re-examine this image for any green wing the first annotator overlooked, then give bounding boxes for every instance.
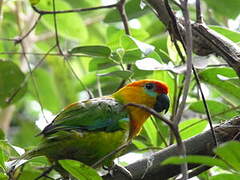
[40,97,129,136]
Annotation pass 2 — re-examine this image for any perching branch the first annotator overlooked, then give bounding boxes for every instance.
[123,103,187,180]
[103,116,240,180]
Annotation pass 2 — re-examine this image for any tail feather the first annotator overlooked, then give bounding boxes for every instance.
[8,148,41,172]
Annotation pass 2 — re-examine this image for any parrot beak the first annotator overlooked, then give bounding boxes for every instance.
[153,94,170,113]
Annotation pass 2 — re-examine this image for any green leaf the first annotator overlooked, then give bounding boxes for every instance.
[37,0,88,41]
[199,67,240,106]
[106,26,149,50]
[104,0,149,23]
[13,121,41,148]
[0,130,5,141]
[97,70,132,79]
[189,100,238,122]
[167,37,185,64]
[162,155,229,170]
[29,0,40,5]
[0,60,27,107]
[0,173,8,180]
[143,118,158,146]
[0,149,6,171]
[214,141,240,171]
[210,174,240,180]
[209,26,240,43]
[29,68,62,113]
[122,49,142,63]
[121,35,155,55]
[203,0,240,19]
[132,139,148,149]
[59,159,102,180]
[179,118,208,140]
[89,58,117,72]
[0,140,21,160]
[69,46,111,57]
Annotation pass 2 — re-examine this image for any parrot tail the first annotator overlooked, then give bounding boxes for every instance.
[7,149,41,178]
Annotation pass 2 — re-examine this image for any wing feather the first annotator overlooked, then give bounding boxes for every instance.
[40,97,129,136]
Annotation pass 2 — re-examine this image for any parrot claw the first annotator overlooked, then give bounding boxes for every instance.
[104,164,133,179]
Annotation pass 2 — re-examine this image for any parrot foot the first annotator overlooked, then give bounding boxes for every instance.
[104,164,133,179]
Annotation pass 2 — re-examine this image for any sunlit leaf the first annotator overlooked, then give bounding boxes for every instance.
[214,141,240,171]
[209,26,240,43]
[0,173,8,180]
[210,174,240,180]
[179,118,208,140]
[59,159,102,180]
[37,0,88,41]
[167,36,185,64]
[199,67,240,106]
[29,0,40,5]
[121,35,155,55]
[189,100,238,122]
[132,139,148,149]
[143,118,158,146]
[162,155,229,170]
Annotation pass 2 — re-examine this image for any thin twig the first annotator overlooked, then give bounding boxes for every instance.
[65,60,94,99]
[172,0,193,178]
[21,45,48,123]
[196,0,203,23]
[116,0,130,35]
[192,67,217,146]
[15,15,42,44]
[173,0,192,126]
[34,166,54,180]
[0,51,90,57]
[164,0,186,51]
[0,38,17,41]
[52,0,63,56]
[32,4,117,15]
[116,0,131,90]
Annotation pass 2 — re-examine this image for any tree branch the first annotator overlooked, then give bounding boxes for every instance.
[146,0,240,77]
[103,116,240,180]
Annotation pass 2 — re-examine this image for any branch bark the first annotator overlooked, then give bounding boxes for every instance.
[103,116,240,180]
[146,0,240,77]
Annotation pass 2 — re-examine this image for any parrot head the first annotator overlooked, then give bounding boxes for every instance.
[112,80,170,138]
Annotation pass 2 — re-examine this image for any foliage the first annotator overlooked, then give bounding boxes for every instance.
[0,0,239,179]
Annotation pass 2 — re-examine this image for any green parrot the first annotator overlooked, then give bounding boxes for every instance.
[11,80,170,178]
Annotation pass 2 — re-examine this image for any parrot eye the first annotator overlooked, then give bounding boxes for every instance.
[145,83,155,90]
